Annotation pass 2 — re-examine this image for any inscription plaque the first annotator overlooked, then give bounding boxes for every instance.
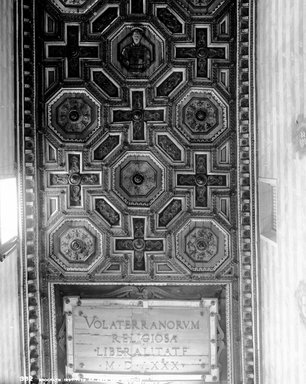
[64,297,220,383]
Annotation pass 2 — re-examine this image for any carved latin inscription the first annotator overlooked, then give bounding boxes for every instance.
[64,298,220,382]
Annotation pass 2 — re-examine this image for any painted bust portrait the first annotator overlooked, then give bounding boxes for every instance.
[120,27,152,72]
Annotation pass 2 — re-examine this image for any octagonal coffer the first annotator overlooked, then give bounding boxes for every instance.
[108,23,166,80]
[175,218,230,272]
[47,88,101,142]
[112,152,166,207]
[49,218,104,272]
[174,88,229,143]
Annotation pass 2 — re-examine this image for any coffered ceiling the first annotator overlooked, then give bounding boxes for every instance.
[39,0,236,280]
[18,0,258,382]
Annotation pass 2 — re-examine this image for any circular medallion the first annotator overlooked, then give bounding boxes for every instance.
[133,238,146,251]
[197,48,208,58]
[133,110,143,121]
[69,173,82,185]
[132,173,145,185]
[195,110,207,121]
[70,239,84,252]
[195,174,208,186]
[71,49,80,58]
[196,239,208,251]
[69,109,80,122]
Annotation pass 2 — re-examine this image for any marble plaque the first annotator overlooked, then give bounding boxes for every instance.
[64,297,220,383]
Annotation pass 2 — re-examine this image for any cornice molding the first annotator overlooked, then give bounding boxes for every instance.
[237,0,259,383]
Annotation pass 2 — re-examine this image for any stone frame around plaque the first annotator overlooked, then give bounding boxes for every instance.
[48,283,234,384]
[64,297,220,382]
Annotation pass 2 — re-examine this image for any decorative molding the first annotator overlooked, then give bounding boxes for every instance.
[237,0,259,383]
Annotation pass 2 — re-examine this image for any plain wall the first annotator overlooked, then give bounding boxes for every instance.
[257,0,306,382]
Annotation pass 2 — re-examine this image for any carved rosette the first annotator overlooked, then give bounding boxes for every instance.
[49,219,104,272]
[60,228,94,262]
[57,98,91,133]
[185,227,218,262]
[175,88,228,142]
[112,152,166,206]
[184,97,218,133]
[175,218,230,272]
[47,89,101,142]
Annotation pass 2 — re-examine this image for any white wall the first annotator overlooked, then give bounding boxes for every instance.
[0,249,22,384]
[0,0,15,178]
[257,0,306,382]
[0,1,23,383]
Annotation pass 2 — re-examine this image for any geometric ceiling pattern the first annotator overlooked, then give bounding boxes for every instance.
[42,0,235,281]
[18,0,259,383]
